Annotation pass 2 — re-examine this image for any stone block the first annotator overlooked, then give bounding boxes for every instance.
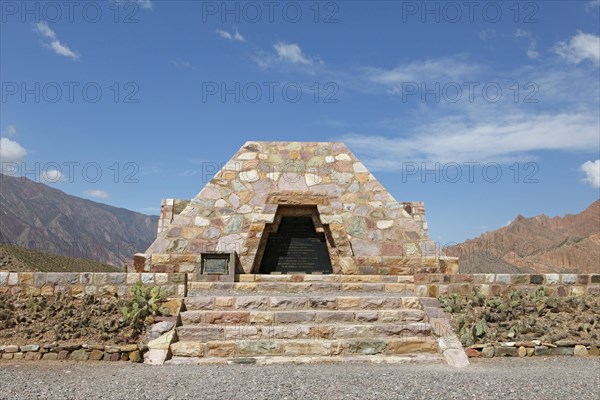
[346,340,387,355]
[171,342,204,357]
[574,345,588,357]
[42,353,58,361]
[270,297,307,309]
[206,342,236,357]
[275,311,316,324]
[495,346,518,357]
[20,344,40,352]
[534,345,548,356]
[205,312,249,324]
[387,339,437,354]
[481,347,495,358]
[547,347,574,356]
[8,273,19,285]
[71,350,89,361]
[18,272,34,285]
[89,350,104,361]
[309,296,337,309]
[283,341,334,356]
[234,296,267,310]
[238,340,281,356]
[249,311,274,324]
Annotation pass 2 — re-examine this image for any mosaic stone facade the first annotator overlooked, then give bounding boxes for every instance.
[139,141,457,275]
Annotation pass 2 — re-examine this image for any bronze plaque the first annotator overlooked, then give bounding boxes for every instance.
[202,255,229,275]
[259,216,333,274]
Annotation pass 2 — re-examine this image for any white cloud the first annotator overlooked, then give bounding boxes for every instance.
[113,0,153,10]
[4,125,17,137]
[34,21,79,60]
[134,0,153,9]
[254,42,321,71]
[363,56,480,87]
[478,29,496,41]
[514,29,540,59]
[580,160,600,188]
[84,189,109,199]
[554,31,600,66]
[216,29,245,42]
[273,42,313,65]
[41,168,65,184]
[170,59,193,69]
[0,137,27,163]
[339,112,599,168]
[586,0,600,10]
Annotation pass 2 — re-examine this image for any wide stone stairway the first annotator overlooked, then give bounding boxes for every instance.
[165,275,466,365]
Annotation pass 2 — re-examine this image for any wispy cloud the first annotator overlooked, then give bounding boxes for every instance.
[554,31,600,66]
[254,42,322,71]
[340,112,599,168]
[41,168,65,184]
[586,0,600,10]
[580,160,600,188]
[84,189,109,199]
[274,42,313,65]
[514,29,540,59]
[170,59,194,69]
[4,125,17,137]
[216,29,245,42]
[338,47,599,169]
[113,0,153,10]
[34,21,79,60]
[362,56,480,93]
[0,137,27,163]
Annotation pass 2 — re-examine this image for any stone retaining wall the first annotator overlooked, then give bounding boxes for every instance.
[0,271,187,298]
[0,343,145,362]
[466,340,600,358]
[415,273,600,297]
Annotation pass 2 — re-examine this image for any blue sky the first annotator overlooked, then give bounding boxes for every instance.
[1,0,599,246]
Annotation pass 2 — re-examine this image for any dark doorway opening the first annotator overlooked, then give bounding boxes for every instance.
[259,216,333,274]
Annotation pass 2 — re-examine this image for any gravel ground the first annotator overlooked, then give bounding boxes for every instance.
[0,357,598,400]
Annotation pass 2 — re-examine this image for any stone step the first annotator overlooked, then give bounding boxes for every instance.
[169,338,439,358]
[180,308,426,326]
[176,322,432,341]
[187,281,415,294]
[165,354,444,365]
[183,295,423,311]
[233,274,415,283]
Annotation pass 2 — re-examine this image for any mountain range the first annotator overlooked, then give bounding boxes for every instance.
[446,199,600,274]
[0,174,158,269]
[1,173,597,274]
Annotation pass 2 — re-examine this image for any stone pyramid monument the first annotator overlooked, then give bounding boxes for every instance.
[136,141,456,276]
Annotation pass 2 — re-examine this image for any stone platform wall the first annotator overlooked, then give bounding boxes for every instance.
[3,271,598,299]
[415,273,600,297]
[0,271,187,298]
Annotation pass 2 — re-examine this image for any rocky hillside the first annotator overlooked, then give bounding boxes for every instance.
[0,243,119,273]
[446,200,600,274]
[0,174,158,268]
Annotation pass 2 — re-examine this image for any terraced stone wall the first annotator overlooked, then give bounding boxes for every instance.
[415,273,600,297]
[0,271,187,298]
